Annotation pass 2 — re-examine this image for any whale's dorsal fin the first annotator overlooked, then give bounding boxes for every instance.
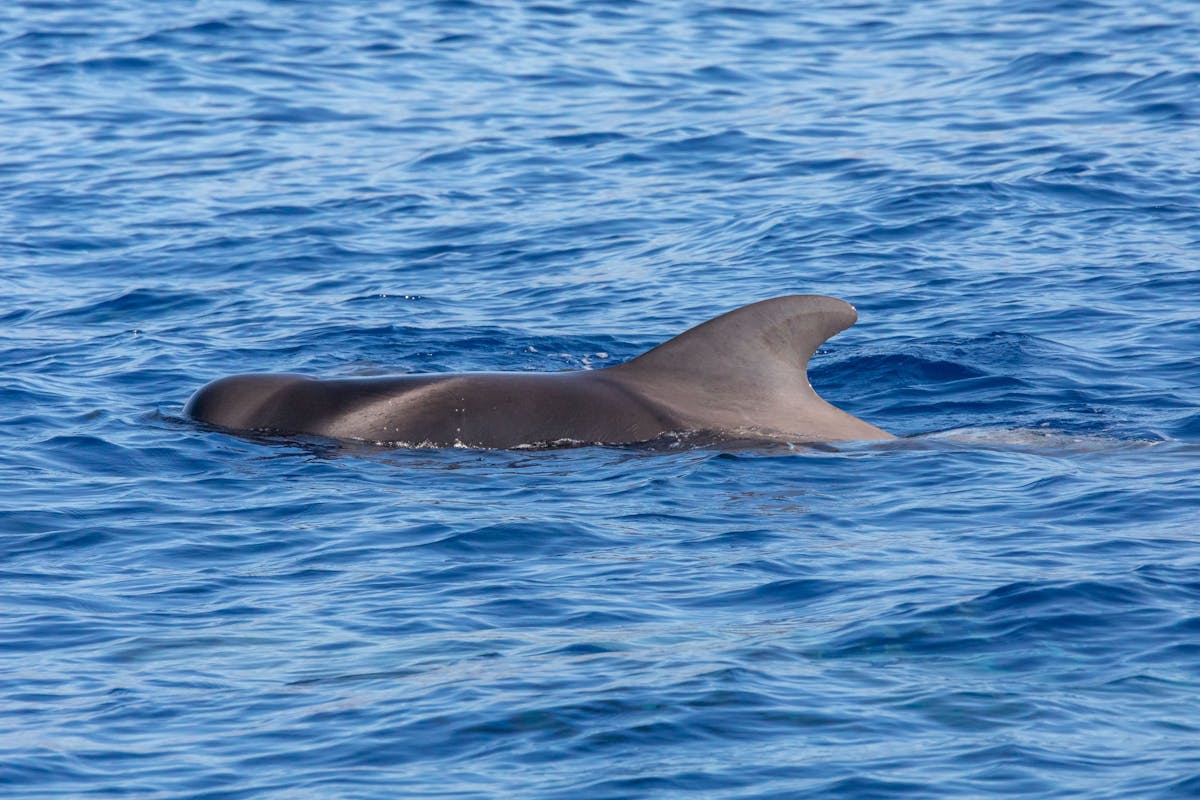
[613,295,857,390]
[608,295,880,438]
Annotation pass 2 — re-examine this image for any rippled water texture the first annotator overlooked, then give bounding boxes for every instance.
[3,1,1200,797]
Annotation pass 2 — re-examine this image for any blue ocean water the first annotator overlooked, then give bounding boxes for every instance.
[3,0,1200,796]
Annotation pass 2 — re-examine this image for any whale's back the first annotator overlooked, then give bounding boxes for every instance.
[185,296,892,447]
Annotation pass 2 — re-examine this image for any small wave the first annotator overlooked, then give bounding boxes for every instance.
[919,426,1163,451]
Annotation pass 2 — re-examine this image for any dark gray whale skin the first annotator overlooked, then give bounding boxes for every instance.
[186,295,893,448]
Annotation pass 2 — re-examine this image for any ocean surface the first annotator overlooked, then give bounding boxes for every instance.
[3,1,1200,797]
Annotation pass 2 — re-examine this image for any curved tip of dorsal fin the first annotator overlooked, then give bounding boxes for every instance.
[612,295,859,389]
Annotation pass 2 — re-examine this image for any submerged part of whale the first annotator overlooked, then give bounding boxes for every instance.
[186,295,893,449]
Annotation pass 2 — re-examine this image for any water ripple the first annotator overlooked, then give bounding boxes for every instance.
[2,0,1200,797]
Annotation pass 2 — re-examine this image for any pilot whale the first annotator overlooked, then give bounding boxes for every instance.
[186,295,893,448]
